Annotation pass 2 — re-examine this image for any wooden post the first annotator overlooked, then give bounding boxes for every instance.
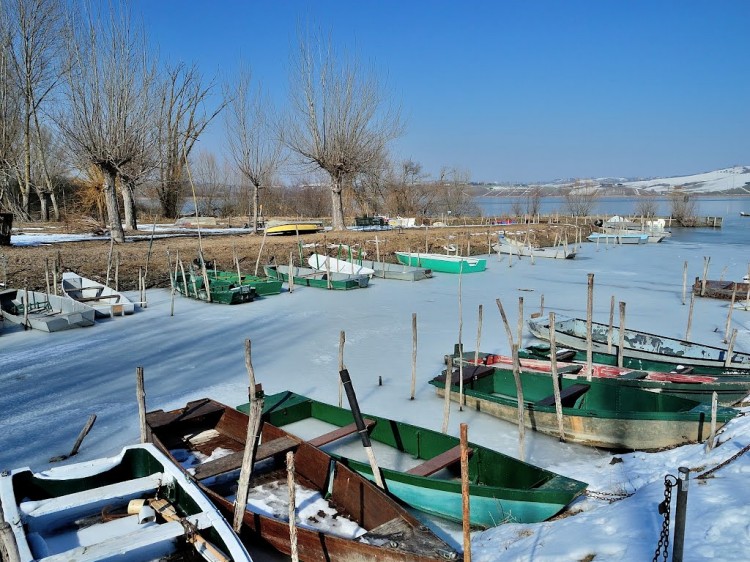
[325,253,332,290]
[288,252,295,293]
[496,298,515,348]
[511,343,526,460]
[375,235,381,266]
[549,312,565,441]
[411,313,417,400]
[460,423,472,562]
[607,295,615,354]
[45,258,51,295]
[286,451,299,562]
[682,261,688,305]
[442,356,453,433]
[539,294,544,318]
[136,367,148,443]
[686,293,695,341]
[701,256,710,296]
[474,304,483,367]
[725,329,738,368]
[517,296,524,349]
[725,283,737,343]
[339,368,385,488]
[254,228,268,276]
[338,331,345,408]
[0,503,21,562]
[105,236,114,288]
[23,287,29,329]
[115,251,120,292]
[586,273,594,380]
[618,302,626,368]
[457,262,465,410]
[706,391,718,452]
[234,340,264,532]
[170,251,177,316]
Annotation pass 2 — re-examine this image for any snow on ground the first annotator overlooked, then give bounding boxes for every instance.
[621,166,750,195]
[2,226,750,561]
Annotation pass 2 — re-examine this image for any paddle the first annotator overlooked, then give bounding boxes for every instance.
[338,369,385,489]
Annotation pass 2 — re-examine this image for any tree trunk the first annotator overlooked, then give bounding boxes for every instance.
[49,191,60,221]
[103,168,125,242]
[37,190,49,221]
[252,184,260,234]
[330,173,346,230]
[120,178,138,230]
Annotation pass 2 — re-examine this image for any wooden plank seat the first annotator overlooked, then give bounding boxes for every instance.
[619,370,649,380]
[192,435,300,481]
[308,419,376,448]
[405,445,472,477]
[76,294,120,302]
[14,298,52,314]
[535,383,590,408]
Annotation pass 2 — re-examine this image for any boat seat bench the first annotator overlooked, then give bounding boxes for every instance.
[308,419,376,448]
[406,445,473,477]
[535,383,590,408]
[192,435,300,480]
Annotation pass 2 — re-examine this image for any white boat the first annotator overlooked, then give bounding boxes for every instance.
[61,271,135,317]
[600,216,670,243]
[307,253,375,276]
[0,443,252,562]
[587,232,648,245]
[492,234,576,259]
[345,257,433,281]
[0,288,96,332]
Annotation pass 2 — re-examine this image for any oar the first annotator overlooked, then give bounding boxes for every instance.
[338,369,385,489]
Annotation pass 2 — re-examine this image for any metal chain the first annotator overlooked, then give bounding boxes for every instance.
[652,475,677,562]
[584,489,633,502]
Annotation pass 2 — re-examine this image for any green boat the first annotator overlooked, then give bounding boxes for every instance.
[451,346,750,406]
[172,269,256,304]
[249,390,588,529]
[208,270,283,296]
[430,364,739,451]
[395,252,487,274]
[264,264,370,290]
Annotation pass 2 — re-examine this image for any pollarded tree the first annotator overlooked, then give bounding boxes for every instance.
[284,31,403,230]
[225,66,284,233]
[156,62,226,218]
[58,2,155,242]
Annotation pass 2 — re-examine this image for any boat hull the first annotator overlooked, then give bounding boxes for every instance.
[264,264,370,289]
[395,252,486,273]
[493,237,576,259]
[258,390,587,528]
[61,272,135,317]
[0,289,96,331]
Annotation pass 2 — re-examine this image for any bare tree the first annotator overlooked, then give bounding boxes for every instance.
[526,185,544,216]
[58,2,154,242]
[156,62,226,218]
[634,194,659,218]
[225,66,283,232]
[669,185,698,225]
[0,13,23,213]
[6,0,66,220]
[564,179,600,216]
[284,31,403,230]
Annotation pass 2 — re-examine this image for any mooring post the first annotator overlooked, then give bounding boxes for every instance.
[672,467,690,562]
[681,261,688,305]
[586,273,594,380]
[460,423,472,562]
[411,313,417,399]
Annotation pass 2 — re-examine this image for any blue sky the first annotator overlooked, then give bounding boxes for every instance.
[133,1,750,183]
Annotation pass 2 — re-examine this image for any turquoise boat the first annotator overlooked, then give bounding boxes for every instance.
[251,390,588,529]
[395,252,487,273]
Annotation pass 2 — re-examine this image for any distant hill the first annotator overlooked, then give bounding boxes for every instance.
[474,166,750,197]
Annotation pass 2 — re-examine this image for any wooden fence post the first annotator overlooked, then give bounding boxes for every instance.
[136,367,148,443]
[411,313,417,400]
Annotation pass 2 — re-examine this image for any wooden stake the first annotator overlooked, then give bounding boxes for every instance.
[288,252,295,293]
[169,251,177,316]
[234,340,264,532]
[517,296,524,349]
[586,273,594,380]
[339,368,385,488]
[105,236,114,288]
[549,312,565,441]
[338,331,345,407]
[136,367,148,443]
[44,258,51,295]
[254,228,268,276]
[49,414,98,462]
[23,287,29,330]
[458,262,464,410]
[511,343,526,461]
[460,423,472,562]
[706,391,718,452]
[686,292,695,341]
[286,451,299,562]
[539,294,544,317]
[496,298,515,347]
[618,302,626,368]
[725,329,738,368]
[607,295,615,354]
[701,256,710,296]
[682,261,688,305]
[442,356,453,433]
[411,313,417,400]
[725,283,737,343]
[474,304,483,368]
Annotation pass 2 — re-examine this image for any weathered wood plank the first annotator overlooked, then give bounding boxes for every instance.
[308,419,376,448]
[193,436,299,481]
[406,445,472,477]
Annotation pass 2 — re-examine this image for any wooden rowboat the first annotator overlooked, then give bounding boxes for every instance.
[692,277,750,301]
[430,364,738,451]
[346,257,433,281]
[61,271,135,317]
[452,346,750,405]
[146,398,460,562]
[264,220,323,235]
[527,315,750,373]
[0,443,252,562]
[264,264,370,290]
[492,235,576,259]
[307,254,375,276]
[255,390,587,529]
[0,288,95,332]
[204,270,283,296]
[172,268,257,304]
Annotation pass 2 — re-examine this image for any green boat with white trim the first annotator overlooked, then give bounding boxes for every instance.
[395,252,486,274]
[250,390,587,529]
